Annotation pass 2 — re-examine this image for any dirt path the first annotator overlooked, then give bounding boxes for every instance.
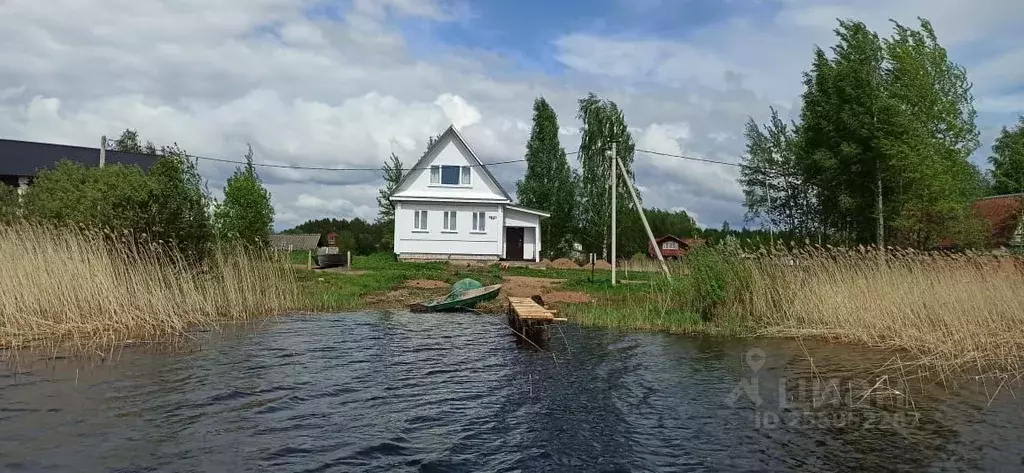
[367,275,592,313]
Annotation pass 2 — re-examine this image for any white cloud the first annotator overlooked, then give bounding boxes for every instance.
[0,0,1019,232]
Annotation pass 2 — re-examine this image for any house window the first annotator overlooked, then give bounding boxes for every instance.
[662,241,679,250]
[443,211,457,231]
[472,212,486,232]
[414,210,428,231]
[431,165,471,185]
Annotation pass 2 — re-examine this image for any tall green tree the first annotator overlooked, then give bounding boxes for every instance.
[576,93,644,259]
[213,145,274,247]
[376,152,404,250]
[740,107,818,237]
[110,129,157,155]
[376,153,404,224]
[148,143,215,259]
[989,116,1024,195]
[516,97,576,258]
[880,18,982,247]
[744,18,983,248]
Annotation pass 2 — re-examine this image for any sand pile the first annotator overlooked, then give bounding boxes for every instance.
[548,258,580,269]
[593,260,613,269]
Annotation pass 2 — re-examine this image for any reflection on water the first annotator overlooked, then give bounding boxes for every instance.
[2,312,1024,472]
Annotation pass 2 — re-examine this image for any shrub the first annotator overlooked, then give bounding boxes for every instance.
[680,246,752,321]
[22,154,214,261]
[0,183,19,224]
[213,146,274,248]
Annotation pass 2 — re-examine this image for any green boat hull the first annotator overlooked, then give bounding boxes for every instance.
[409,284,502,312]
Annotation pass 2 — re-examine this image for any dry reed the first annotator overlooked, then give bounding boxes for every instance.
[0,224,301,351]
[738,246,1024,376]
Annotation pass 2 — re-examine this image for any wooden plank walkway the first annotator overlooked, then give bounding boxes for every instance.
[507,297,559,322]
[506,296,567,346]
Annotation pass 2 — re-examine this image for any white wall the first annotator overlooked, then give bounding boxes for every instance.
[504,208,539,228]
[392,132,508,202]
[394,202,502,257]
[523,227,536,261]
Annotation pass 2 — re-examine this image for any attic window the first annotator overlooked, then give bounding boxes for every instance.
[662,241,679,250]
[431,165,470,185]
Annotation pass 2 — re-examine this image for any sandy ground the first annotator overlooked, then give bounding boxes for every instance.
[379,275,592,313]
[404,279,450,289]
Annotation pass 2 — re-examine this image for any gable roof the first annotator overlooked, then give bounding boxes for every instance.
[973,193,1023,247]
[0,138,159,176]
[392,125,512,201]
[269,233,322,251]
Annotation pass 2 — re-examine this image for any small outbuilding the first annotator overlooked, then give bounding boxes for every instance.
[269,234,322,252]
[648,235,705,260]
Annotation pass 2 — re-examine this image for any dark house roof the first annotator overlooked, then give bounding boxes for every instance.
[269,234,323,251]
[0,138,159,176]
[973,194,1023,247]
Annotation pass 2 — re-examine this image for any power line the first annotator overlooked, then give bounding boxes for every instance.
[635,148,741,167]
[187,154,528,172]
[184,147,740,172]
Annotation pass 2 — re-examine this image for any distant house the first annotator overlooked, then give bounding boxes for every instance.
[649,235,705,260]
[269,234,322,252]
[973,194,1024,251]
[0,138,158,195]
[390,125,550,262]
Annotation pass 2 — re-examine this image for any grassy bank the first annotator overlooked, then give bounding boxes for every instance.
[1,224,300,350]
[567,247,1024,375]
[8,221,1023,378]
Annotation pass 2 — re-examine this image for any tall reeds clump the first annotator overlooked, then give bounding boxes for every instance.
[0,223,300,349]
[743,246,1024,374]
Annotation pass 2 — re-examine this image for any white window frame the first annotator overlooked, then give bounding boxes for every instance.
[471,211,486,232]
[662,241,679,250]
[413,210,428,232]
[430,165,471,186]
[443,210,457,232]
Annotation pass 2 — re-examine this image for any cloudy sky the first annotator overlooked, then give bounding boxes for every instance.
[1,0,1021,230]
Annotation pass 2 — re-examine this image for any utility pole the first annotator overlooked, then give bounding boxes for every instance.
[610,141,617,286]
[99,135,107,168]
[617,155,671,280]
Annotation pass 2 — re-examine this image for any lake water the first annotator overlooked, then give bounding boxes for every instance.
[2,312,1024,472]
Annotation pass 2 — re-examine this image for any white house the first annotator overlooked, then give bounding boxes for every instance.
[390,125,550,262]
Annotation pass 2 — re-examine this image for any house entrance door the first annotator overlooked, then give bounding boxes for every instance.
[505,227,525,260]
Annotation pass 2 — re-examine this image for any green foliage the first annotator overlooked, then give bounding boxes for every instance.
[678,247,751,321]
[743,18,983,249]
[214,145,274,247]
[576,92,646,258]
[376,153,404,224]
[282,217,390,255]
[110,129,157,155]
[24,160,152,232]
[644,208,699,239]
[517,97,576,257]
[146,143,215,259]
[989,116,1024,195]
[375,152,404,251]
[0,183,21,225]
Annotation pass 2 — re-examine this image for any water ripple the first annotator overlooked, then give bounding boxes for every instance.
[2,312,1024,471]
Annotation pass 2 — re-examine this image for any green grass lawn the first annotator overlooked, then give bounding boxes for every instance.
[292,253,739,336]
